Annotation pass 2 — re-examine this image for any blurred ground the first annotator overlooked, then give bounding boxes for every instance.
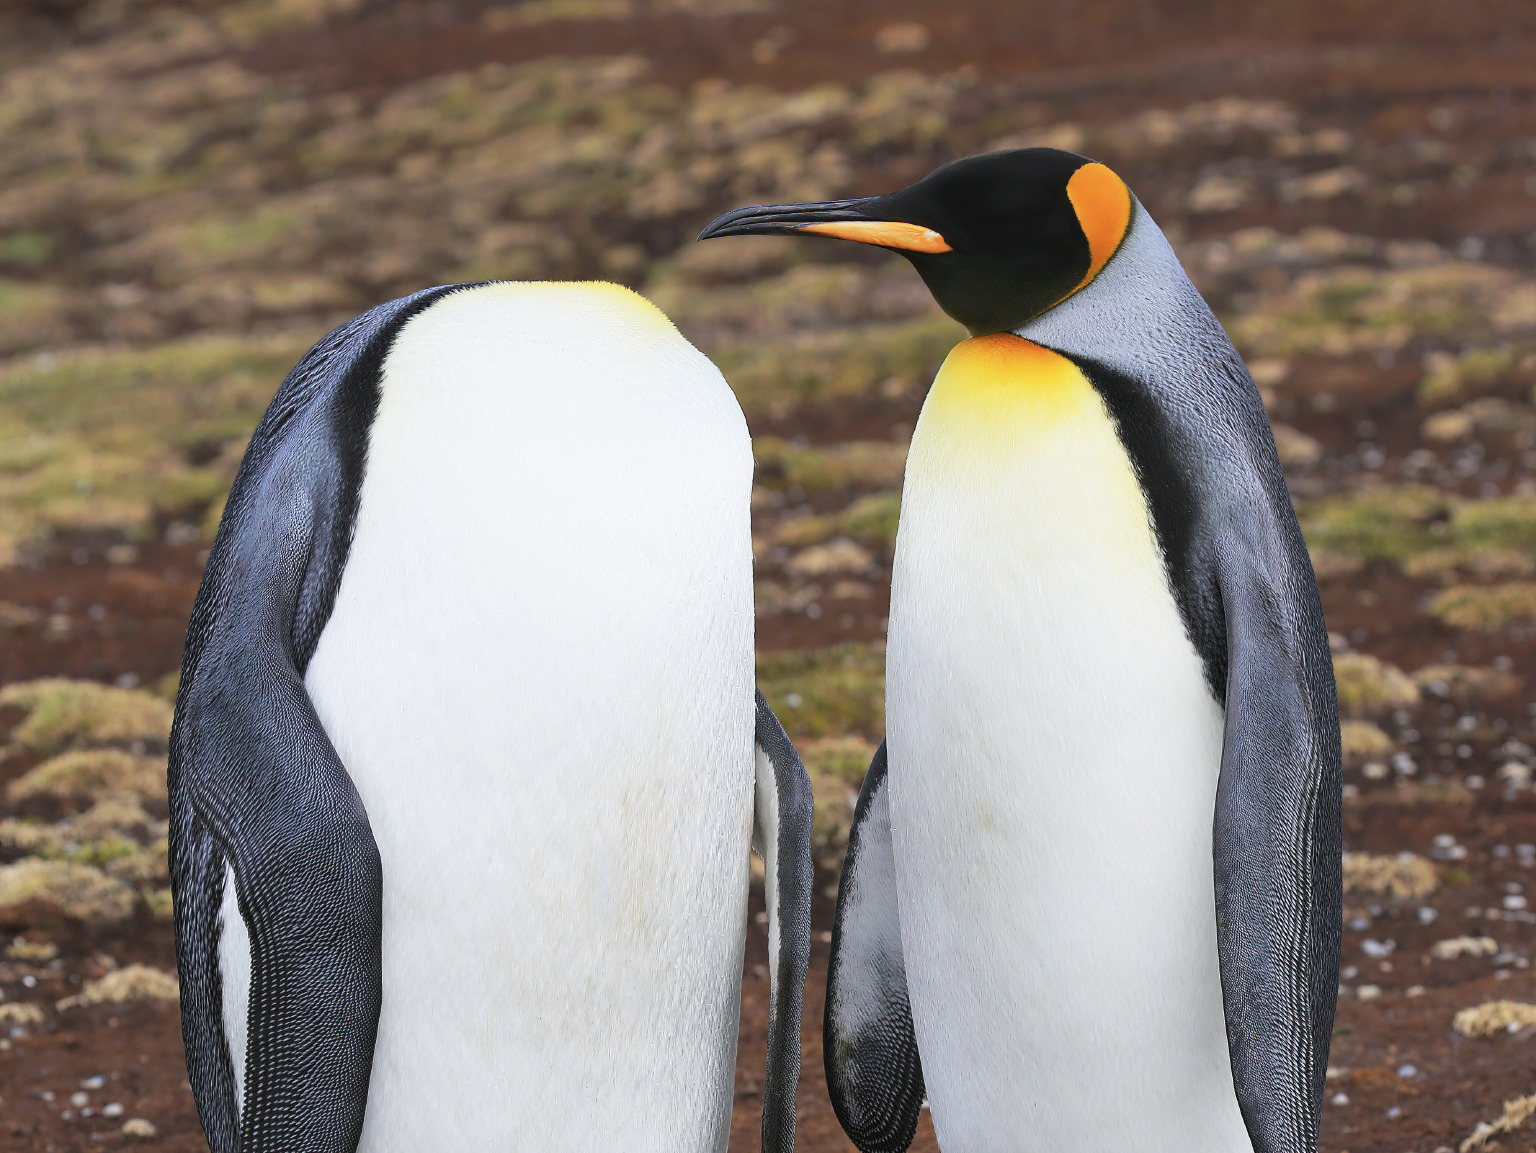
[3,0,1536,1150]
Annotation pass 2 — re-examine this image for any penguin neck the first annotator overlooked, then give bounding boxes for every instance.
[1013,202,1240,391]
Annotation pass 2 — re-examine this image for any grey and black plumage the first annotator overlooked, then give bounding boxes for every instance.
[701,149,1342,1153]
[170,280,813,1153]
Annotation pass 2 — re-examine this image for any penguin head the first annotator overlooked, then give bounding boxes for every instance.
[697,149,1133,336]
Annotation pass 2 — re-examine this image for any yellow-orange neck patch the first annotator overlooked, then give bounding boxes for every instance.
[920,333,1094,451]
[1064,163,1132,296]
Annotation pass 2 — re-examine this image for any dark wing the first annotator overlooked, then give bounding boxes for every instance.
[1213,520,1342,1153]
[824,741,924,1153]
[169,285,472,1153]
[752,691,814,1153]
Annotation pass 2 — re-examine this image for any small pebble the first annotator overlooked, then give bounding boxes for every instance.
[102,1103,124,1118]
[122,1118,157,1138]
[1387,1105,1403,1119]
[1331,1092,1349,1106]
[80,1075,104,1090]
[1406,985,1426,997]
[1362,938,1396,958]
[1357,984,1383,1000]
[1398,1064,1417,1078]
[1418,907,1438,924]
[70,1092,88,1107]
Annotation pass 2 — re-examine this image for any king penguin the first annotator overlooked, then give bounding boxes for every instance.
[699,149,1342,1153]
[167,280,813,1153]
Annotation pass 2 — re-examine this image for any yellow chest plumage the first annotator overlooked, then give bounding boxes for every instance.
[908,332,1164,575]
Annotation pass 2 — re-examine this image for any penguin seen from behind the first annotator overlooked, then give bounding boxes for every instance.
[701,150,1342,1153]
[168,280,813,1153]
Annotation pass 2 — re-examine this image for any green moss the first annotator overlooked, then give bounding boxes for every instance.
[67,836,140,867]
[0,280,69,355]
[1413,664,1523,704]
[0,858,137,923]
[796,737,876,847]
[768,490,902,552]
[6,749,166,808]
[756,439,908,493]
[1230,263,1525,358]
[797,735,876,787]
[1339,719,1393,759]
[1419,346,1517,406]
[1298,485,1449,562]
[1451,498,1536,552]
[0,679,174,754]
[756,644,885,740]
[143,888,175,920]
[840,492,902,548]
[0,233,53,268]
[0,332,311,549]
[1429,583,1536,633]
[1332,652,1419,718]
[1401,547,1535,583]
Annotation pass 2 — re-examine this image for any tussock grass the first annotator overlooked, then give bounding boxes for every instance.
[0,858,137,923]
[1332,653,1419,718]
[1339,719,1393,758]
[1431,936,1498,961]
[1461,1094,1536,1152]
[1429,583,1536,633]
[1341,851,1437,900]
[0,679,173,754]
[1454,1001,1536,1038]
[56,963,179,1010]
[7,749,167,809]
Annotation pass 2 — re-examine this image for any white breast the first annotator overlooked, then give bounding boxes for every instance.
[886,337,1251,1152]
[302,283,756,1152]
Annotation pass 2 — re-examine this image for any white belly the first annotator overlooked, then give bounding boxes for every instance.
[886,335,1251,1152]
[302,284,756,1152]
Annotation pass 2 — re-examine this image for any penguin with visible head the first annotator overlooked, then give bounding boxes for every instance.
[168,281,813,1153]
[700,150,1342,1153]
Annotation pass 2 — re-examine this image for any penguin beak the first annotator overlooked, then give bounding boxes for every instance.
[697,200,952,254]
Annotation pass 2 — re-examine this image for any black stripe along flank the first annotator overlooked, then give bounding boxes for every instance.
[1069,353,1230,704]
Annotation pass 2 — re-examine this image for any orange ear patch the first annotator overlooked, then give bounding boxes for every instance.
[1065,163,1132,293]
[799,220,952,253]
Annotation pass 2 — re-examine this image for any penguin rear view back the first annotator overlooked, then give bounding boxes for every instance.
[168,281,812,1153]
[701,149,1342,1153]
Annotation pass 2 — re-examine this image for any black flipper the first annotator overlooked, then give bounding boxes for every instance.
[169,285,472,1153]
[752,691,814,1153]
[824,742,924,1153]
[1213,536,1343,1153]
